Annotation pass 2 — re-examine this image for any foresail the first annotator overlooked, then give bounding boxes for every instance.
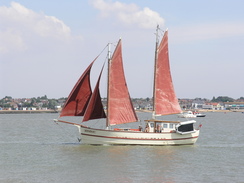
[154,30,182,115]
[107,39,138,125]
[82,63,106,122]
[59,59,96,117]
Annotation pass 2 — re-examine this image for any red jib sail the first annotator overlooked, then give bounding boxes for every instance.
[107,39,138,125]
[154,30,182,115]
[59,59,97,117]
[82,64,106,122]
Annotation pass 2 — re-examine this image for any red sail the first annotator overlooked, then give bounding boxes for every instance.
[82,64,106,122]
[154,30,182,115]
[107,39,138,125]
[59,59,96,117]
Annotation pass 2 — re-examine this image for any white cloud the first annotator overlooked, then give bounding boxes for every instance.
[0,2,73,54]
[90,0,164,29]
[0,29,26,53]
[34,15,71,38]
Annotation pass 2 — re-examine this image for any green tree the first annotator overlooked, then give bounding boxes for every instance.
[211,96,216,102]
[40,95,48,100]
[211,96,234,102]
[48,99,57,109]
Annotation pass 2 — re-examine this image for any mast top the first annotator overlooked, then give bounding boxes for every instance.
[155,25,160,45]
[108,43,111,60]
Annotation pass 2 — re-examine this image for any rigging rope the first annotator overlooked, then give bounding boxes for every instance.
[54,120,81,142]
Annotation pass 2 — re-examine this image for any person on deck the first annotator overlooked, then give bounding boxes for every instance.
[156,124,161,133]
[138,125,142,132]
[144,124,149,132]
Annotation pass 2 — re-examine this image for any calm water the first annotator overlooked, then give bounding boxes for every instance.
[0,112,243,183]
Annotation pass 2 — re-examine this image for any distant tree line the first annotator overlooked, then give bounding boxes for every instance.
[0,95,67,110]
[210,96,242,102]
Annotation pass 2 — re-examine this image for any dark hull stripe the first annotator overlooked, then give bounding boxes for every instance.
[81,133,198,141]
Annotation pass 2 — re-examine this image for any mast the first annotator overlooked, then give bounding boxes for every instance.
[152,25,160,119]
[106,43,111,127]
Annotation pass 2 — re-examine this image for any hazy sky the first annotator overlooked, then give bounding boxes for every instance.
[1,0,244,100]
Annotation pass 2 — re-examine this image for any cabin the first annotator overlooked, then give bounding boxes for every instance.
[113,119,197,134]
[144,119,196,134]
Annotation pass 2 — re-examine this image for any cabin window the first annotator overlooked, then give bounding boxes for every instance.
[150,123,154,128]
[163,124,168,128]
[177,124,194,132]
[169,124,174,128]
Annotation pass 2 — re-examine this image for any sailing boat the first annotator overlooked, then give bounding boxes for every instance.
[55,26,201,145]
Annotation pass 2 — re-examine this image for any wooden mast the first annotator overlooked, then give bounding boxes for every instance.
[106,43,111,128]
[152,25,160,119]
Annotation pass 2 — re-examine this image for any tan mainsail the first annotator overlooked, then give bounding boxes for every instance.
[107,39,138,126]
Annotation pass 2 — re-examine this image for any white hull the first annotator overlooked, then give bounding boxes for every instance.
[77,126,199,146]
[178,114,196,118]
[178,111,197,118]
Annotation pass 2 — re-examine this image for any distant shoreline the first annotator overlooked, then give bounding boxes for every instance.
[0,109,243,114]
[0,110,59,114]
[137,109,243,113]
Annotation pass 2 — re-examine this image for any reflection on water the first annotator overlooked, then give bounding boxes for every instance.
[0,112,244,182]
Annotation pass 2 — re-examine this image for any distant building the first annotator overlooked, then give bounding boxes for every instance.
[224,102,244,110]
[202,103,224,110]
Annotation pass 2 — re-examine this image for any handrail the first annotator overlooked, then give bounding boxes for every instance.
[144,119,180,123]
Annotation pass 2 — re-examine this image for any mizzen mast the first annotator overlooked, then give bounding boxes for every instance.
[152,25,160,119]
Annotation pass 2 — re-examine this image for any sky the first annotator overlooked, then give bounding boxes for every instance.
[0,0,244,100]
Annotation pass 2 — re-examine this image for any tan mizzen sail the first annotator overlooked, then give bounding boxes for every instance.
[154,30,182,116]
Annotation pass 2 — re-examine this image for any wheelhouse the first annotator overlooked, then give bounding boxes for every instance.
[144,119,196,134]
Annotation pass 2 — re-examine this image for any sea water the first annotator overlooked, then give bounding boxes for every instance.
[0,112,243,183]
